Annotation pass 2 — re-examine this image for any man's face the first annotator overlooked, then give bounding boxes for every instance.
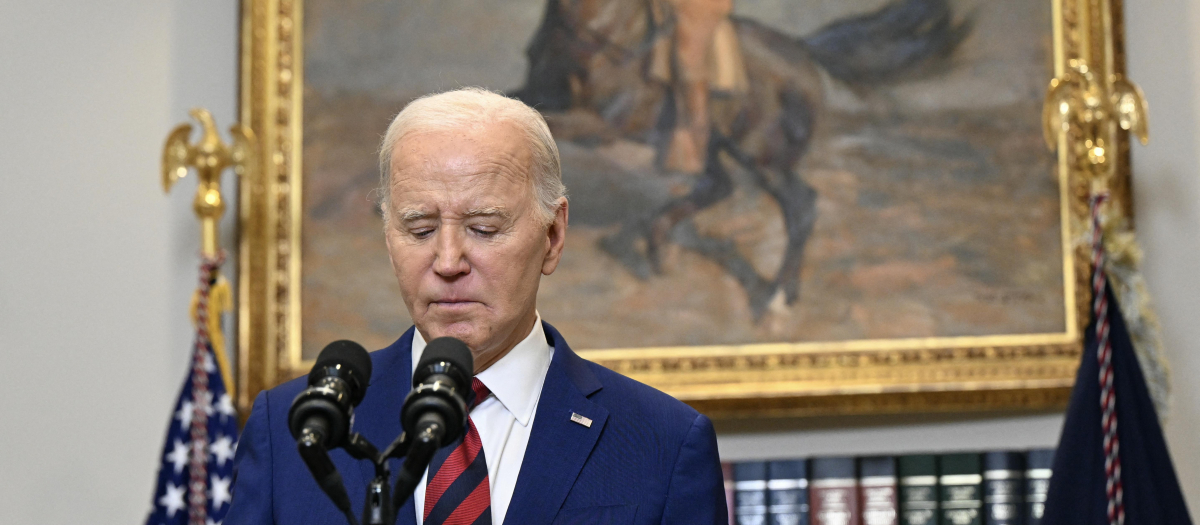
[384,122,567,372]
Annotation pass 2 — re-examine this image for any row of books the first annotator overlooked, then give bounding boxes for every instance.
[724,449,1056,525]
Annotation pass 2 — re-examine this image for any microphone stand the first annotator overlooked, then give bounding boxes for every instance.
[344,434,391,525]
[336,416,446,525]
[384,413,445,508]
[297,428,361,525]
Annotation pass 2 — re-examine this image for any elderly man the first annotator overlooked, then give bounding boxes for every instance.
[226,88,727,525]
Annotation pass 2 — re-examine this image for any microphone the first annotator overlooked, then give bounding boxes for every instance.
[289,340,373,524]
[392,337,474,503]
[402,336,474,446]
[289,340,373,447]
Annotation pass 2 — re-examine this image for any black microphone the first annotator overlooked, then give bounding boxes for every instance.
[402,336,474,445]
[392,337,474,504]
[289,340,373,447]
[289,340,373,524]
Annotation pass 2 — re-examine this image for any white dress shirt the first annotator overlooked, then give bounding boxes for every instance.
[411,314,554,525]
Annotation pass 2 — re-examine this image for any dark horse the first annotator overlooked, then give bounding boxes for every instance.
[513,0,969,319]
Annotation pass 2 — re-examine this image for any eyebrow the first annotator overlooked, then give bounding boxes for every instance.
[463,206,511,219]
[395,206,511,222]
[397,209,430,222]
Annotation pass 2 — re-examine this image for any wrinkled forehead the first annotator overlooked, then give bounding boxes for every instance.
[391,121,533,176]
[387,123,535,208]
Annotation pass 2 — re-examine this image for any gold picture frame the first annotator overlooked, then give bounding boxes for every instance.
[235,0,1136,419]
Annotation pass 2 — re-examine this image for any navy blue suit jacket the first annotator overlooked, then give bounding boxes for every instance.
[226,322,728,524]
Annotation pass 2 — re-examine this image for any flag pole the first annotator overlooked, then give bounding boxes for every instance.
[146,108,255,525]
[162,108,256,398]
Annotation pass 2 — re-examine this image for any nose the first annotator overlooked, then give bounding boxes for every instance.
[432,227,470,277]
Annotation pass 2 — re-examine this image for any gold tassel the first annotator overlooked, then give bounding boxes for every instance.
[190,275,235,398]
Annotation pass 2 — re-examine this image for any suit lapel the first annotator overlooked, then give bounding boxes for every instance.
[504,322,608,524]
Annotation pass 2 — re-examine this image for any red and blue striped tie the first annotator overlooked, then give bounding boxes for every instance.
[423,378,492,525]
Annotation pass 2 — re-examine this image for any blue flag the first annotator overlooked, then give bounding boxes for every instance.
[1041,277,1192,525]
[145,339,239,525]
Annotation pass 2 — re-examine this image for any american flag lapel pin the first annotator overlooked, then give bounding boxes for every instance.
[570,412,593,428]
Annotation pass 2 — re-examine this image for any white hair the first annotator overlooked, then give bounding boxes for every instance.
[378,87,566,225]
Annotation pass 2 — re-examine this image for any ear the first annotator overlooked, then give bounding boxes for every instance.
[541,197,569,275]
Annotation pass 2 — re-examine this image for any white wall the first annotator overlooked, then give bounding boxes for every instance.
[1125,0,1200,513]
[0,0,236,523]
[0,0,1193,523]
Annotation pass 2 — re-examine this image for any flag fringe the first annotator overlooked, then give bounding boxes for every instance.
[1075,214,1172,421]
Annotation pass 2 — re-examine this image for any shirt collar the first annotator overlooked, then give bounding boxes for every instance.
[411,313,553,426]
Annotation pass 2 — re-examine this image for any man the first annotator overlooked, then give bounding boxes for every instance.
[651,0,747,174]
[226,88,727,525]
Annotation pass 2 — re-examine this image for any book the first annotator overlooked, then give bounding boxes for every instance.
[898,455,938,525]
[736,461,770,525]
[1023,449,1054,525]
[939,453,984,525]
[768,459,810,525]
[810,456,859,525]
[725,462,737,525]
[860,456,898,525]
[982,451,1024,525]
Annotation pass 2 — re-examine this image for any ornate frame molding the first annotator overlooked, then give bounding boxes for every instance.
[236,0,1133,419]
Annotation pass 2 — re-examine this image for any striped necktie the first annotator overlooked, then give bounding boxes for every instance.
[423,378,492,525]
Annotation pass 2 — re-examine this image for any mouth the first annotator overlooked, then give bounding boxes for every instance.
[429,299,482,311]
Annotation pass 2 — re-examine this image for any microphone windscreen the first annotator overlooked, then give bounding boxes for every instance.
[311,340,373,389]
[418,337,474,380]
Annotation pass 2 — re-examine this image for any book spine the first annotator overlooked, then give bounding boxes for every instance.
[939,454,983,525]
[736,462,770,525]
[811,458,859,525]
[941,474,983,525]
[898,455,938,525]
[859,456,897,525]
[982,452,1023,525]
[811,479,859,525]
[899,475,938,525]
[861,476,898,525]
[768,478,810,525]
[1023,449,1055,525]
[1023,469,1050,525]
[768,460,810,525]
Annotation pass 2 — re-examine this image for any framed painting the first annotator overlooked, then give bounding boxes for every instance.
[235,0,1135,418]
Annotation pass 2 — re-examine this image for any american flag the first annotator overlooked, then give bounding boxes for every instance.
[1040,195,1193,525]
[146,256,239,525]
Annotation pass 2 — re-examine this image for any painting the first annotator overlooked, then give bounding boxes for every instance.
[236,0,1132,418]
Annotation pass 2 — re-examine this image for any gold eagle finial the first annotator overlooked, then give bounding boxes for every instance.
[1042,60,1149,188]
[161,108,256,256]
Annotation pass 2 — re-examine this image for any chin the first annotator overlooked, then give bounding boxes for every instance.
[423,318,487,349]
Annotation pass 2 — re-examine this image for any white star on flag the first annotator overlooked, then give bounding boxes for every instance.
[210,475,232,510]
[202,352,217,374]
[176,400,194,431]
[215,393,236,420]
[158,482,186,518]
[210,435,235,467]
[166,439,189,474]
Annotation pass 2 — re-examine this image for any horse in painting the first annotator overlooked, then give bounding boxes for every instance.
[513,0,969,318]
